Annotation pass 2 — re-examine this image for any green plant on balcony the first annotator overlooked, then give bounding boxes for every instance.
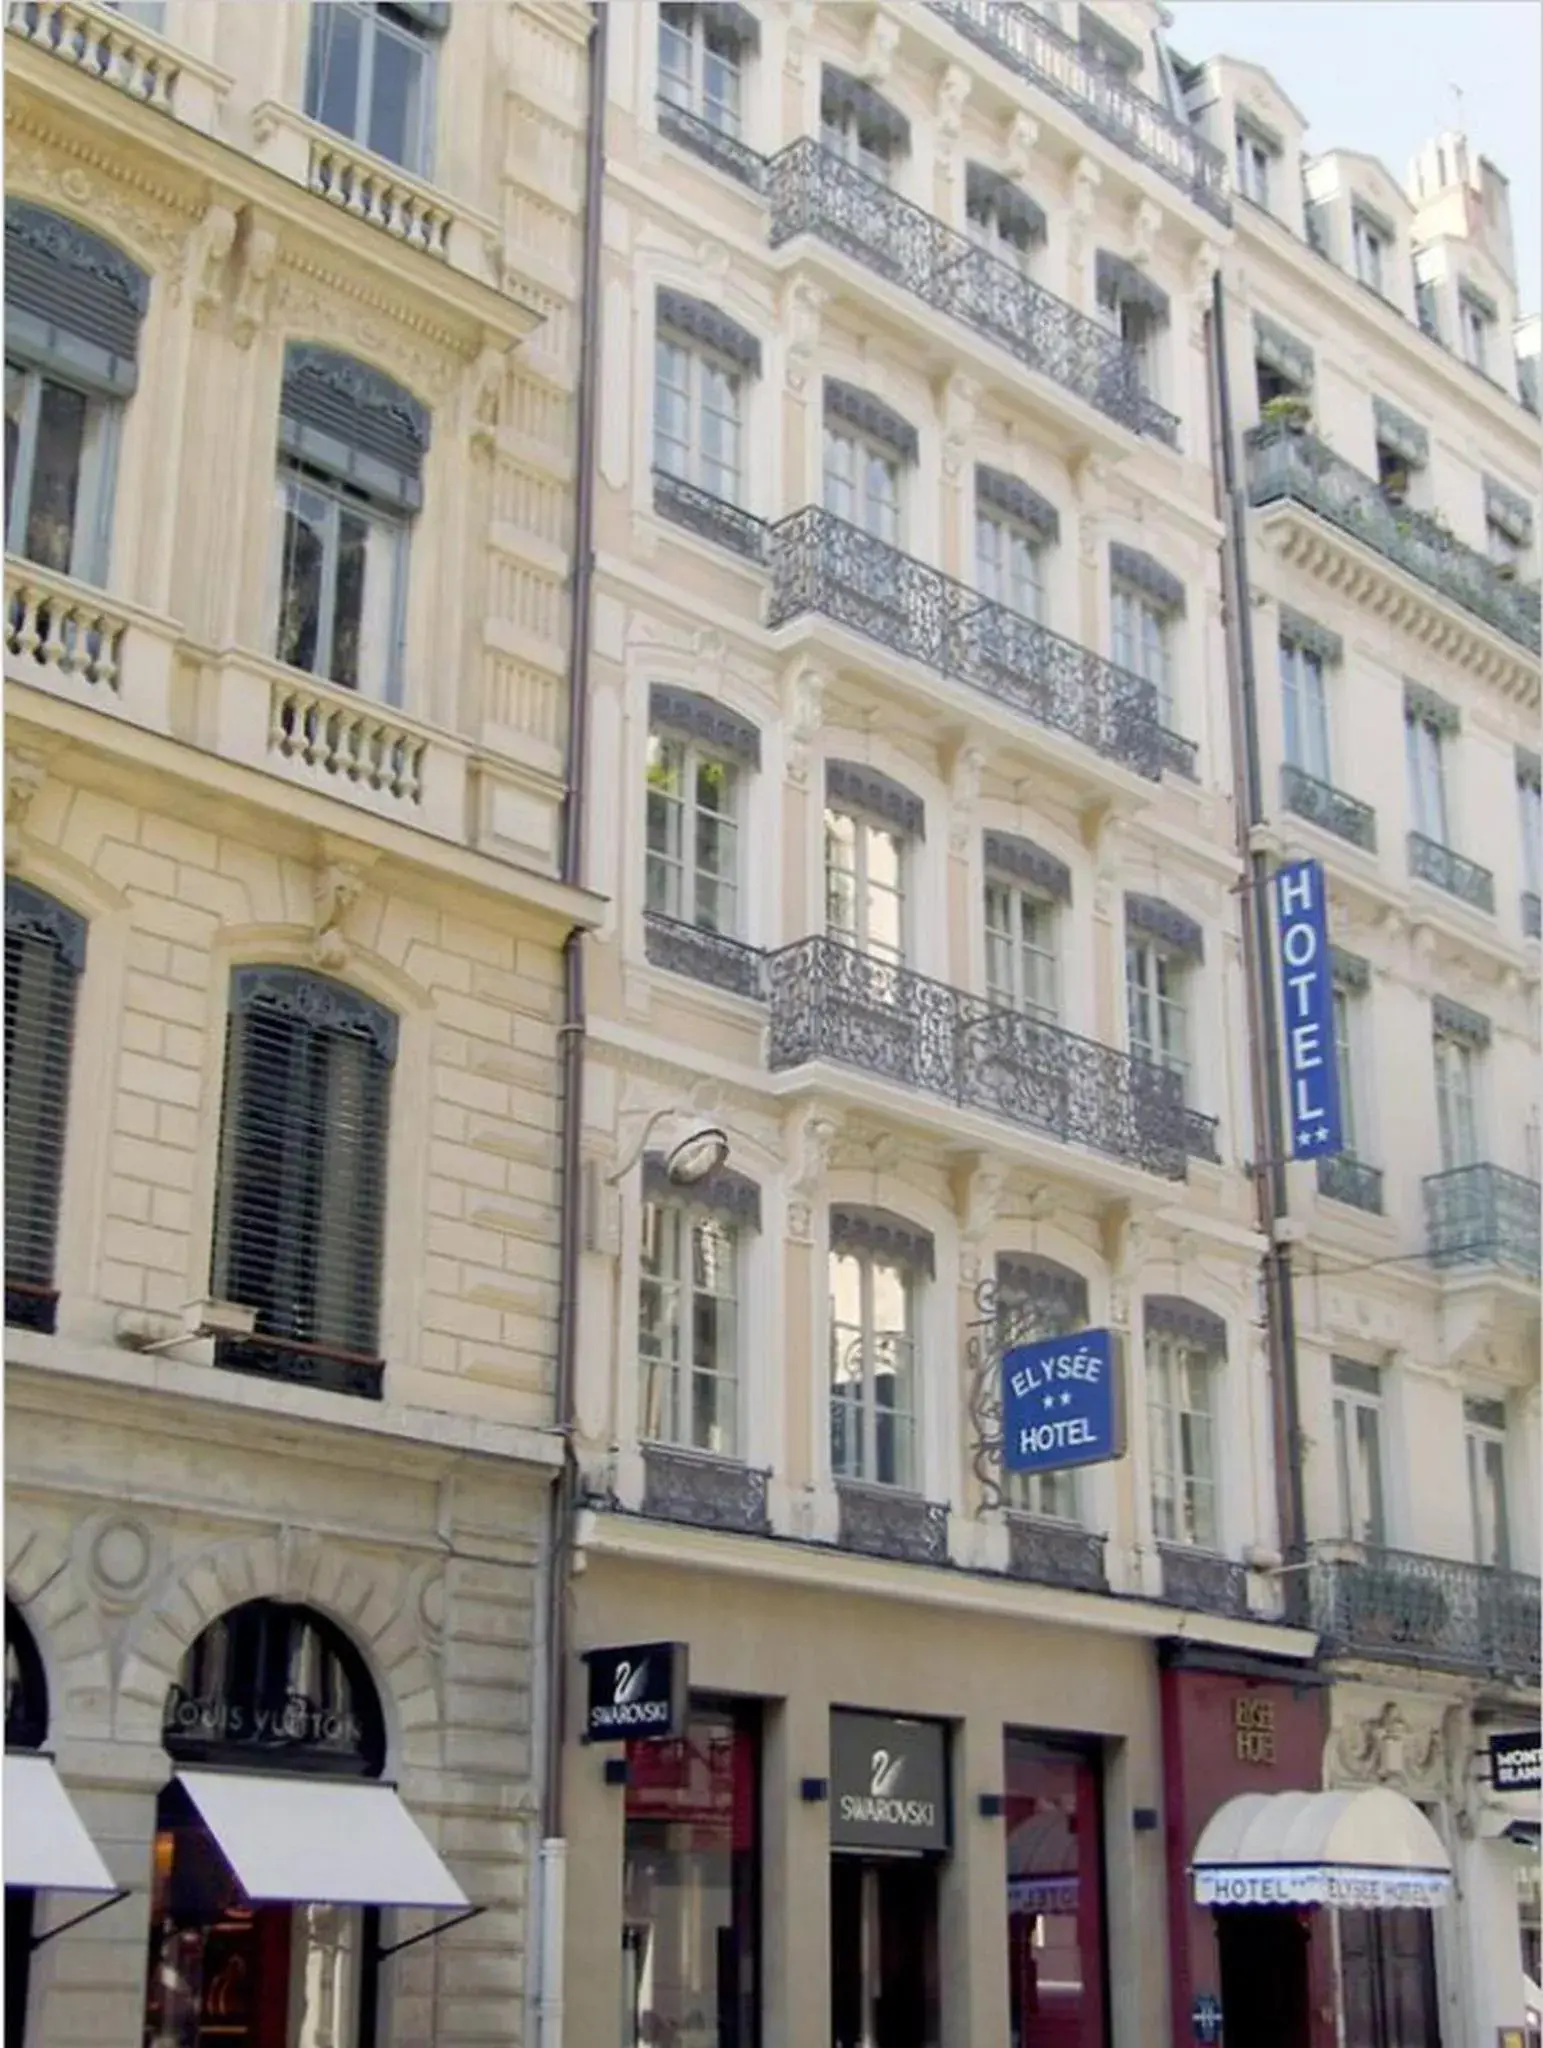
[1261,393,1313,433]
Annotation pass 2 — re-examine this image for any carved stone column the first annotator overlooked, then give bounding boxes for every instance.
[937,373,981,582]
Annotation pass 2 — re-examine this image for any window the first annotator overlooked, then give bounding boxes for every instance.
[1487,515,1524,572]
[965,165,1043,278]
[1331,981,1362,1161]
[1460,294,1492,373]
[1376,438,1411,507]
[303,2,442,176]
[5,883,85,1336]
[638,1200,740,1456]
[1414,279,1441,341]
[1352,212,1387,294]
[623,1701,760,2048]
[646,734,738,933]
[1004,1734,1108,2048]
[1464,1396,1509,1568]
[1280,638,1330,781]
[820,68,904,185]
[829,1237,917,1488]
[1404,705,1448,845]
[1112,584,1172,725]
[1432,1025,1480,1171]
[210,968,396,1398]
[655,329,744,505]
[270,345,426,706]
[1147,1324,1218,1548]
[1519,766,1542,898]
[976,507,1045,623]
[104,0,165,22]
[1234,129,1273,208]
[4,359,119,579]
[985,878,1058,1024]
[1332,1358,1386,1546]
[1126,939,1189,1099]
[823,423,900,543]
[658,2,746,137]
[825,806,906,966]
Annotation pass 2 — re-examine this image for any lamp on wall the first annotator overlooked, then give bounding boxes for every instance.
[604,1106,729,1189]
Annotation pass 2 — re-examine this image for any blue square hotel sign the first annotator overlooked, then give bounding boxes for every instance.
[1001,1328,1123,1475]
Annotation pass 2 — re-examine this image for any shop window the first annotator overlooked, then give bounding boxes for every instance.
[1004,1731,1107,2048]
[209,967,396,1399]
[622,1699,760,2048]
[6,1601,49,2048]
[303,2,445,177]
[5,881,86,1335]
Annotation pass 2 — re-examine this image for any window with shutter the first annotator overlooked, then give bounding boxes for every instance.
[209,968,396,1399]
[5,881,86,1334]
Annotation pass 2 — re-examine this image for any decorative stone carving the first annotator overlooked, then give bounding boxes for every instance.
[469,344,506,454]
[860,9,901,84]
[936,62,971,141]
[83,1513,156,1611]
[311,843,378,969]
[232,214,278,350]
[783,276,825,394]
[954,1155,1008,1283]
[783,658,826,785]
[5,138,193,295]
[271,262,461,400]
[1333,1701,1447,1795]
[5,751,50,871]
[786,1105,840,1243]
[1005,111,1040,181]
[938,372,981,482]
[947,742,984,852]
[1067,154,1102,269]
[192,203,237,326]
[1130,197,1163,267]
[783,0,814,79]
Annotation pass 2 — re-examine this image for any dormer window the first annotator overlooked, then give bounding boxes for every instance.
[1372,398,1428,511]
[1233,121,1277,210]
[1459,282,1497,374]
[1351,206,1390,295]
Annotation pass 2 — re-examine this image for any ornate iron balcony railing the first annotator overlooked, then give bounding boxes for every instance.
[837,1479,950,1565]
[1317,1154,1385,1215]
[1424,1163,1541,1280]
[1407,831,1496,914]
[1309,1543,1541,1681]
[643,910,766,999]
[1006,1514,1108,1593]
[1160,727,1199,780]
[766,934,1188,1179]
[656,95,767,191]
[1159,1543,1249,1617]
[641,1444,771,1534]
[1247,423,1542,654]
[1522,889,1541,940]
[767,506,1163,780]
[767,140,1179,445]
[652,468,768,563]
[1281,763,1377,852]
[927,0,1230,223]
[1183,1108,1221,1163]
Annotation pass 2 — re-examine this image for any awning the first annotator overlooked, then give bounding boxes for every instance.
[5,1752,117,1893]
[177,1770,468,1911]
[1192,1788,1452,1910]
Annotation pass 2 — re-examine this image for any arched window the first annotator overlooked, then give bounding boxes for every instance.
[4,1599,47,1753]
[210,968,397,1398]
[5,881,87,1334]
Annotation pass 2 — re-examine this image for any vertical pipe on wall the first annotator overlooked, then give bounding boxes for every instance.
[1206,269,1306,1584]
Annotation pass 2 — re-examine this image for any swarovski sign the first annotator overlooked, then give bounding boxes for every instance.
[830,1710,948,1853]
[581,1641,688,1743]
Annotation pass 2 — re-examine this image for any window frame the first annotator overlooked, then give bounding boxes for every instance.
[1280,637,1331,782]
[1464,1400,1510,1569]
[1331,1359,1386,1547]
[644,729,740,936]
[1519,774,1542,898]
[303,0,441,178]
[1234,129,1273,209]
[975,504,1045,623]
[1125,936,1190,1100]
[1331,983,1363,1163]
[270,458,410,706]
[824,802,908,968]
[653,328,746,507]
[5,883,87,1335]
[820,103,892,185]
[657,2,746,137]
[822,421,902,544]
[1460,297,1491,373]
[637,1197,741,1459]
[984,873,1060,1025]
[4,355,122,587]
[1352,213,1388,295]
[828,1242,918,1490]
[1432,1026,1482,1172]
[1146,1329,1218,1550]
[1111,580,1173,725]
[1404,709,1449,845]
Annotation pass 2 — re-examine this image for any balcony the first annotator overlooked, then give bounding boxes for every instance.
[7,0,230,133]
[1317,1154,1385,1215]
[1183,1109,1221,1164]
[1006,1514,1108,1593]
[656,96,766,192]
[643,910,766,1000]
[926,0,1230,223]
[1424,1164,1541,1281]
[1246,424,1542,655]
[1159,1543,1249,1618]
[641,1445,771,1536]
[1160,727,1199,781]
[1308,1543,1541,1682]
[767,141,1178,445]
[1281,763,1377,854]
[768,507,1163,781]
[1407,832,1496,915]
[652,469,768,564]
[1523,890,1541,940]
[6,558,175,730]
[837,1479,950,1566]
[766,935,1188,1180]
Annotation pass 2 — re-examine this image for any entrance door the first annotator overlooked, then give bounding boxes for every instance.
[1215,1908,1310,2048]
[830,1859,939,2048]
[1338,1910,1441,2048]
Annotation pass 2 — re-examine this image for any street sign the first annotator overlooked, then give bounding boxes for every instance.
[1272,858,1343,1159]
[1192,1992,1223,2043]
[1001,1328,1122,1476]
[581,1641,688,1743]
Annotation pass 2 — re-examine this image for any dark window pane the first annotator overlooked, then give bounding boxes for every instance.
[275,485,328,676]
[305,1,364,142]
[25,379,88,575]
[5,910,81,1302]
[368,22,426,169]
[5,361,26,538]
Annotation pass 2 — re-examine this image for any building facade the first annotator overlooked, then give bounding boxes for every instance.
[4,2,595,2044]
[1187,46,1542,2048]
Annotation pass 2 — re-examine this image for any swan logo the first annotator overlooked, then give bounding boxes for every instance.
[615,1658,650,1706]
[836,1740,937,1834]
[584,1642,687,1740]
[870,1748,904,1798]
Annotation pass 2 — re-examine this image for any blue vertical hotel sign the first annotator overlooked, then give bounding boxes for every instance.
[1273,858,1342,1159]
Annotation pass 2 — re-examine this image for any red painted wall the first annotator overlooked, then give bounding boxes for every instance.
[1159,1664,1337,2048]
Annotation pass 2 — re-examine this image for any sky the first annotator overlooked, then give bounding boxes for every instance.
[1164,0,1543,317]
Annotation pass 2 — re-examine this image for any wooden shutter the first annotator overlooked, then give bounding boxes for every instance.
[4,882,86,1333]
[210,969,395,1398]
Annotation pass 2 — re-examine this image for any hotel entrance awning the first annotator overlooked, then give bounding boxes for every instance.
[1192,1787,1452,1909]
[4,1752,117,1893]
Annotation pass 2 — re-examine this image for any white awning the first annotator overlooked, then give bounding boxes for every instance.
[4,1753,117,1893]
[177,1770,468,1911]
[1192,1788,1452,1910]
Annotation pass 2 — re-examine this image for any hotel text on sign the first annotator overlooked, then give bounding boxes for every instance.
[1001,1328,1122,1476]
[1273,858,1343,1160]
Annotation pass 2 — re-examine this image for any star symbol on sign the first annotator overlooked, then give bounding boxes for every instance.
[1062,1390,1075,1408]
[1042,1393,1055,1411]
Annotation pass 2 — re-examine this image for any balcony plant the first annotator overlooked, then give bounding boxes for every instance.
[1260,392,1313,433]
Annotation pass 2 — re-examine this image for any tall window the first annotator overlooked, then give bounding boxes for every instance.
[1147,1320,1218,1549]
[1331,980,1363,1162]
[646,734,738,934]
[1126,939,1189,1101]
[825,805,906,967]
[210,968,395,1398]
[1404,705,1449,844]
[1518,761,1541,898]
[1112,584,1173,725]
[985,877,1058,1023]
[638,1199,740,1457]
[5,883,85,1335]
[1234,129,1273,208]
[655,326,745,506]
[819,69,902,185]
[658,2,746,137]
[1332,1358,1386,1546]
[1096,261,1168,402]
[1280,638,1330,781]
[271,346,427,705]
[1459,294,1492,373]
[830,1230,919,1489]
[304,1,442,176]
[5,204,148,587]
[1351,213,1387,294]
[976,506,1045,622]
[965,165,1042,278]
[1432,1025,1481,1171]
[1464,1396,1509,1568]
[823,423,900,543]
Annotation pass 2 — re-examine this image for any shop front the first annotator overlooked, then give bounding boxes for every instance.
[1461,1719,1542,2048]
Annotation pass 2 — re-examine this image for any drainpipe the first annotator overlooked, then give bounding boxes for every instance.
[539,9,607,2048]
[1206,270,1308,1596]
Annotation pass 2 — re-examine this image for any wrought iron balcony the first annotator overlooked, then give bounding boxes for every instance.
[767,507,1163,781]
[1424,1163,1541,1280]
[767,140,1178,445]
[656,96,767,192]
[1160,727,1199,780]
[1281,763,1377,853]
[652,468,768,563]
[837,1479,949,1566]
[1523,889,1541,940]
[642,1444,771,1535]
[1183,1108,1221,1164]
[1159,1543,1249,1618]
[1309,1543,1541,1681]
[1317,1154,1385,1215]
[927,0,1230,223]
[643,910,766,1000]
[766,935,1189,1180]
[1007,1514,1108,1593]
[1246,423,1542,654]
[1407,832,1496,914]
